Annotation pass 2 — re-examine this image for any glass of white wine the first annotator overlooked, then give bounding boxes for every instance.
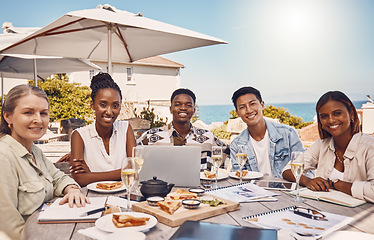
[121,157,137,211]
[132,146,144,196]
[236,145,248,184]
[211,146,223,189]
[290,151,305,203]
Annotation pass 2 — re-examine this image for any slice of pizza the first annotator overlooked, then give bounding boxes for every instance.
[204,170,216,179]
[96,181,123,190]
[112,214,150,228]
[235,170,248,178]
[167,188,198,200]
[157,200,182,215]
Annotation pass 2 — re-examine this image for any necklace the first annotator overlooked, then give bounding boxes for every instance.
[334,151,344,163]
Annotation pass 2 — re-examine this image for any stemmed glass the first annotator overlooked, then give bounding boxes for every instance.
[121,157,137,211]
[236,145,248,184]
[290,152,305,203]
[211,146,223,189]
[132,146,144,196]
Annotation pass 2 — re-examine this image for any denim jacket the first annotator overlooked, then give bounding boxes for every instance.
[230,119,305,178]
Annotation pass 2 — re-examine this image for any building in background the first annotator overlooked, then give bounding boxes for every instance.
[69,56,184,120]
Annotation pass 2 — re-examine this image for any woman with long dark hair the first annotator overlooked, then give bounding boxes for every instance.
[283,91,374,202]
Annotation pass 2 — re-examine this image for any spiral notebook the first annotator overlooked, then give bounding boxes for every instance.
[290,188,366,207]
[205,182,278,203]
[243,206,353,238]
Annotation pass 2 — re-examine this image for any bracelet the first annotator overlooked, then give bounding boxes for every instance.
[331,181,335,190]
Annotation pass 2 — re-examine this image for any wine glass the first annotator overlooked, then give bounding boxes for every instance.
[132,146,144,196]
[290,152,305,203]
[121,157,137,211]
[236,145,248,184]
[211,146,223,189]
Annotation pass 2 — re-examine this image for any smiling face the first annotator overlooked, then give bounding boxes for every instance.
[91,88,121,129]
[4,94,49,149]
[170,93,196,124]
[235,93,265,127]
[318,100,353,139]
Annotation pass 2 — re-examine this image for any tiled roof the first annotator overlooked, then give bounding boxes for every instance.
[131,56,184,68]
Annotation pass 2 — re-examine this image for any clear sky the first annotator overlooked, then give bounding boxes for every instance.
[1,0,373,105]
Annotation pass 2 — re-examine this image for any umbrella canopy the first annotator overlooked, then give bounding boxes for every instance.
[1,4,227,74]
[0,54,101,79]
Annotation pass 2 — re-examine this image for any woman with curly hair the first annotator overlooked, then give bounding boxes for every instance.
[70,73,136,186]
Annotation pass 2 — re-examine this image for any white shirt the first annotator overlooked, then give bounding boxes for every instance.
[249,130,273,177]
[75,120,129,172]
[330,168,344,182]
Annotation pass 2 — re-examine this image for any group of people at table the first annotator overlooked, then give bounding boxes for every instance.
[0,72,373,239]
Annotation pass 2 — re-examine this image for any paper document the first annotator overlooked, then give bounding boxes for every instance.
[206,182,278,203]
[38,197,107,223]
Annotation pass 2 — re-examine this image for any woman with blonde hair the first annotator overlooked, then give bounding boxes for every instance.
[0,84,89,240]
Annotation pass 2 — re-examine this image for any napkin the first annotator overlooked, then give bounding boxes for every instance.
[78,227,109,240]
[106,196,137,208]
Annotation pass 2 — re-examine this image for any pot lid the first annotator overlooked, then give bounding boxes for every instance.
[142,176,168,185]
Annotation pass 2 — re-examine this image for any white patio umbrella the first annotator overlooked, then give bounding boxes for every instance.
[0,54,101,79]
[0,4,227,74]
[0,31,101,103]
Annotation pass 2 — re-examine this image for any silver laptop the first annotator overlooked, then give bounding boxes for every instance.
[139,145,201,187]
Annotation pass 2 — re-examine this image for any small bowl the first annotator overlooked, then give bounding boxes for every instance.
[146,196,164,206]
[182,199,201,209]
[189,188,205,196]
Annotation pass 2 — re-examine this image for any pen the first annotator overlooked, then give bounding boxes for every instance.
[80,206,110,217]
[293,209,327,221]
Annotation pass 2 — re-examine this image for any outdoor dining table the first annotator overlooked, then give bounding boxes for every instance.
[22,177,374,240]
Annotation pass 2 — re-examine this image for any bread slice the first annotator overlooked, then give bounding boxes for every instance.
[96,181,123,190]
[112,214,150,228]
[204,170,216,179]
[235,170,248,178]
[103,204,120,215]
[157,200,182,215]
[167,188,198,200]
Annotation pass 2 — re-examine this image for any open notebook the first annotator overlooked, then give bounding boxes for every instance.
[290,188,366,207]
[38,197,107,223]
[243,206,354,239]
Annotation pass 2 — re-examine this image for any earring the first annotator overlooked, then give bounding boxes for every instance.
[351,119,354,123]
[8,123,12,129]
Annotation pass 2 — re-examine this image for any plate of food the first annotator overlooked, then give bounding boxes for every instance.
[200,170,228,181]
[228,170,263,180]
[95,212,157,233]
[87,181,126,193]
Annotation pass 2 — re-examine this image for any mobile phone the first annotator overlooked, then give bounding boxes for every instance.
[120,194,146,202]
[251,180,296,191]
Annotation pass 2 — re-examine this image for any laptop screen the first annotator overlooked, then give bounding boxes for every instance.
[139,145,201,187]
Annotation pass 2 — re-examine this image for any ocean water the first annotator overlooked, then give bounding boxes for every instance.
[198,101,367,125]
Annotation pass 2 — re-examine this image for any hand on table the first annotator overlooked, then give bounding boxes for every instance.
[60,185,90,208]
[70,158,91,174]
[305,177,331,192]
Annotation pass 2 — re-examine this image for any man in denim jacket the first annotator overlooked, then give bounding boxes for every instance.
[230,86,304,178]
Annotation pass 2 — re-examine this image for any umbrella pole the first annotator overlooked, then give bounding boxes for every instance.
[33,58,38,87]
[1,72,3,105]
[108,25,113,75]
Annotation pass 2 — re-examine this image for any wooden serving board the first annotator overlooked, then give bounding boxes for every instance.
[132,195,240,227]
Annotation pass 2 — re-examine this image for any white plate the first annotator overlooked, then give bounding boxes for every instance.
[87,181,126,193]
[229,171,263,180]
[324,231,374,240]
[200,171,228,181]
[105,231,146,240]
[95,212,157,233]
